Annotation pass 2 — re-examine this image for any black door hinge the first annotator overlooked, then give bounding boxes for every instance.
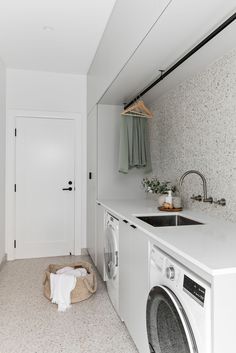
[14,184,16,192]
[15,128,17,137]
[14,240,16,248]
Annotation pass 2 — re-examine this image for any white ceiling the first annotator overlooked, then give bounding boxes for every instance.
[0,0,116,74]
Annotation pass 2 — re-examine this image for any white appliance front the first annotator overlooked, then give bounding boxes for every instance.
[147,244,211,353]
[15,117,75,259]
[104,212,120,316]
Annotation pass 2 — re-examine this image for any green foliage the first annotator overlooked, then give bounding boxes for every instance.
[141,177,176,194]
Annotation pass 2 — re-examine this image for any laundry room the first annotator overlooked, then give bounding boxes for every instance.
[0,1,236,353]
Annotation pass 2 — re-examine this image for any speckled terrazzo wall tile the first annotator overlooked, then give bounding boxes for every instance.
[149,48,236,222]
[148,109,162,176]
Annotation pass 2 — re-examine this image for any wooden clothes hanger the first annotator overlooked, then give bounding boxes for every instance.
[121,99,153,119]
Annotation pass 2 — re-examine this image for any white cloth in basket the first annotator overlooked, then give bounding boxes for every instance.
[56,266,87,277]
[50,266,88,311]
[50,272,76,312]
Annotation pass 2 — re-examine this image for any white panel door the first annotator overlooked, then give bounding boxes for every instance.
[15,117,75,259]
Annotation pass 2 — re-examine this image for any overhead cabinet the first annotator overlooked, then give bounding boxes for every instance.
[87,0,172,113]
[99,1,236,106]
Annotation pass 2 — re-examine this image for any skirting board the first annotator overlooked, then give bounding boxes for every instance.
[81,248,88,255]
[0,254,7,272]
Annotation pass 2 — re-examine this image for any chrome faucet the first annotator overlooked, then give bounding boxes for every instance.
[179,170,213,203]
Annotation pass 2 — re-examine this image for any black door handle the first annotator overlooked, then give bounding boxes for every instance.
[130,225,137,229]
[62,187,72,191]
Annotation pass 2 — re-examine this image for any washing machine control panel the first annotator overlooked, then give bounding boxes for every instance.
[183,275,206,306]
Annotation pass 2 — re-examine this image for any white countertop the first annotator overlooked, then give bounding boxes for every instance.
[98,199,236,281]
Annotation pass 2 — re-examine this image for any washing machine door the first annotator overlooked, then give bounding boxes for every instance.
[146,285,198,353]
[104,223,118,280]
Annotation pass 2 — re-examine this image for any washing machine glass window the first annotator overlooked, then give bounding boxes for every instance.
[104,223,118,280]
[146,286,198,353]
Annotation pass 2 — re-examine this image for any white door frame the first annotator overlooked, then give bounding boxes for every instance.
[6,110,83,260]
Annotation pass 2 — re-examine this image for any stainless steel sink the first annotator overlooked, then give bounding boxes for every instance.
[136,215,203,227]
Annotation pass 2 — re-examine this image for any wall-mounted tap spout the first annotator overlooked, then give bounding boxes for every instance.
[179,170,213,203]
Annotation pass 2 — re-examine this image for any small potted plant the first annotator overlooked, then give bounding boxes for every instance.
[141,177,176,206]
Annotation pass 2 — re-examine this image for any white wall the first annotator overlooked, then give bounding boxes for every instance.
[6,69,87,259]
[97,104,147,200]
[7,69,86,112]
[0,59,6,264]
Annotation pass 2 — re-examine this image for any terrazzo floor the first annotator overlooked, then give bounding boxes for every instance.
[0,255,138,353]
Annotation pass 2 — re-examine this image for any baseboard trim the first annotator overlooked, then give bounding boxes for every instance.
[0,254,7,271]
[81,248,88,255]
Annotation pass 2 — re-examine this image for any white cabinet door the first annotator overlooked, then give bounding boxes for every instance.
[119,220,133,323]
[119,220,150,353]
[128,225,149,353]
[96,202,105,280]
[87,106,97,264]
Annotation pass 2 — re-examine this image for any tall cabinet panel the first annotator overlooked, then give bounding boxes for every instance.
[87,104,145,265]
[96,202,105,280]
[120,220,150,353]
[87,106,97,264]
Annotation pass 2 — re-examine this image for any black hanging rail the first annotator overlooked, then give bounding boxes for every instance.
[124,12,236,110]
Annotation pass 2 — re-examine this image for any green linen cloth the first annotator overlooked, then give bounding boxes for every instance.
[119,115,152,174]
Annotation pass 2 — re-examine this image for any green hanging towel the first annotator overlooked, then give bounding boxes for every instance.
[119,115,152,174]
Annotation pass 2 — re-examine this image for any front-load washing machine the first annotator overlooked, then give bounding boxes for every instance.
[104,212,120,316]
[146,244,211,353]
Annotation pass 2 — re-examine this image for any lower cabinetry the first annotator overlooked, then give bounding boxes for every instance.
[119,219,150,353]
[95,205,150,353]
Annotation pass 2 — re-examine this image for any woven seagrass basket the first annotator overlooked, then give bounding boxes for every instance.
[43,261,97,303]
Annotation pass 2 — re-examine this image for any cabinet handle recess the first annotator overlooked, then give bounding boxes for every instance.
[123,220,128,224]
[130,225,137,229]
